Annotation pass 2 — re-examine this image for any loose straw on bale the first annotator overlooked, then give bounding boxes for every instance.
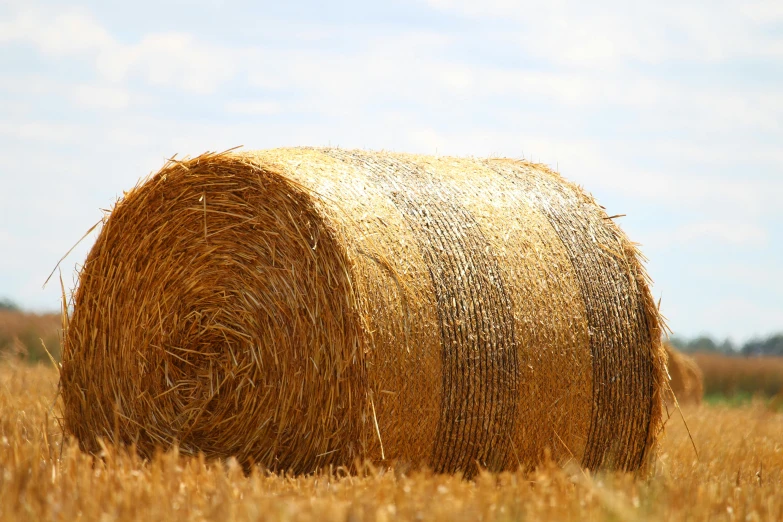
[60,148,667,477]
[664,343,704,406]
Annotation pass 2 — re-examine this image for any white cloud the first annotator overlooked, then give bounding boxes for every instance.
[426,0,783,65]
[3,3,779,137]
[740,0,783,23]
[688,297,783,341]
[0,121,87,143]
[243,31,457,113]
[0,8,112,56]
[105,127,152,148]
[669,221,769,247]
[96,33,238,94]
[70,84,131,110]
[224,100,283,115]
[0,7,238,94]
[0,74,59,96]
[696,262,783,295]
[237,43,782,143]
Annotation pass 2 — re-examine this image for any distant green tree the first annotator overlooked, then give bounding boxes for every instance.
[688,335,718,352]
[717,338,736,353]
[670,333,783,356]
[0,297,19,311]
[668,336,688,350]
[668,335,738,354]
[742,334,783,356]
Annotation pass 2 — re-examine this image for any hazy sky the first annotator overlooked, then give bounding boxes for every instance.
[1,0,781,342]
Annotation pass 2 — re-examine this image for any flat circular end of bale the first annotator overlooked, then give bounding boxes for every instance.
[61,154,365,471]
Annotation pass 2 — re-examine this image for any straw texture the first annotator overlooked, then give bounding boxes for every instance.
[60,148,666,477]
[664,343,704,406]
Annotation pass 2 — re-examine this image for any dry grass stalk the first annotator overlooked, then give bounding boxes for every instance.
[60,148,666,476]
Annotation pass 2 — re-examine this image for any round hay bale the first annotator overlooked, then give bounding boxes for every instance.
[60,148,667,476]
[664,343,704,406]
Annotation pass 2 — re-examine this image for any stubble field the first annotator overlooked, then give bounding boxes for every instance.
[1,359,782,522]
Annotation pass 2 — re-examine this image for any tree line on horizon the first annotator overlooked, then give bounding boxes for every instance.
[670,333,783,357]
[0,298,19,311]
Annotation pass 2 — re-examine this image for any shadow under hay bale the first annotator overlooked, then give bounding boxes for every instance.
[60,148,666,477]
[664,343,704,406]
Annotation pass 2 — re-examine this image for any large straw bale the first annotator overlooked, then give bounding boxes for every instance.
[60,148,667,476]
[664,343,704,405]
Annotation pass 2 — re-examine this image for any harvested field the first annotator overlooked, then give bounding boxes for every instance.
[693,352,783,399]
[0,310,60,362]
[60,148,665,476]
[2,361,782,522]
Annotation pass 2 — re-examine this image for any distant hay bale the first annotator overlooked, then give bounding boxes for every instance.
[664,343,704,406]
[60,148,666,476]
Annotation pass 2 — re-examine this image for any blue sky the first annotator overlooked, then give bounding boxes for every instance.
[0,0,781,342]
